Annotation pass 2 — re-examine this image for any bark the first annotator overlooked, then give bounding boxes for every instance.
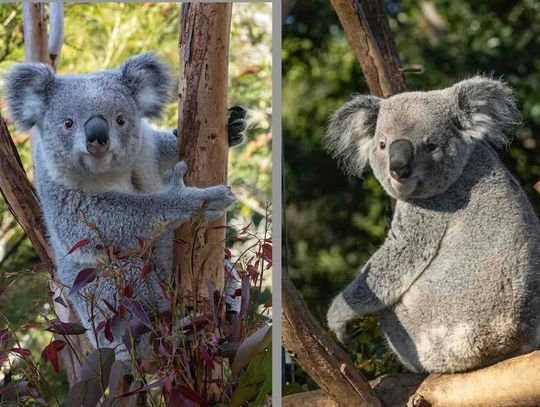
[22,3,48,63]
[283,0,297,23]
[175,3,232,402]
[329,0,405,98]
[47,2,64,71]
[282,270,382,407]
[285,350,540,407]
[175,2,232,298]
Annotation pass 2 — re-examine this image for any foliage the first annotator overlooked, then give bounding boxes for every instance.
[283,0,540,386]
[0,2,272,404]
[0,206,272,406]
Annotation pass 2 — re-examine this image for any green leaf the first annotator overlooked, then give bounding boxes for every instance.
[229,347,271,407]
[231,324,271,377]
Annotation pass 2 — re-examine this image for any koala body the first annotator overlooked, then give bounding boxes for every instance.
[325,77,540,373]
[5,53,235,360]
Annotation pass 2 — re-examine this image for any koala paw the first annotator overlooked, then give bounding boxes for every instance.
[331,322,360,343]
[199,185,236,211]
[228,106,247,147]
[164,161,188,187]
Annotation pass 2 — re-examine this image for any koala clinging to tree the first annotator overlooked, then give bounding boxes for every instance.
[324,77,540,373]
[4,53,245,360]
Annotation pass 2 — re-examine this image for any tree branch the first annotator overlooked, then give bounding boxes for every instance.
[282,270,382,407]
[329,0,405,97]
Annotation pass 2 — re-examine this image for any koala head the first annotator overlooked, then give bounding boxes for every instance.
[324,77,520,200]
[4,52,172,180]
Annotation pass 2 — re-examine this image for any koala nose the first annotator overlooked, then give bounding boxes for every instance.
[389,139,414,180]
[84,116,110,156]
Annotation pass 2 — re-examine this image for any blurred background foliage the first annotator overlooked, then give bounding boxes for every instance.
[0,2,271,400]
[283,0,540,390]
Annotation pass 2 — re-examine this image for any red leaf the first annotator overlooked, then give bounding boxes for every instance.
[0,329,8,349]
[262,242,272,264]
[247,265,260,284]
[66,238,90,255]
[69,268,97,296]
[22,322,41,329]
[104,319,114,343]
[159,343,173,357]
[54,295,68,308]
[140,262,152,279]
[199,346,215,371]
[41,340,66,373]
[224,247,232,258]
[102,299,118,316]
[135,236,144,249]
[11,347,31,357]
[174,385,208,407]
[46,321,87,335]
[122,299,152,328]
[123,282,134,298]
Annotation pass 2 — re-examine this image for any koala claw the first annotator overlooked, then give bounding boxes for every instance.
[228,106,247,147]
[331,321,358,343]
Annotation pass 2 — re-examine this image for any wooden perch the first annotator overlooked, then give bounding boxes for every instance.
[286,351,540,406]
[175,3,232,295]
[282,270,382,407]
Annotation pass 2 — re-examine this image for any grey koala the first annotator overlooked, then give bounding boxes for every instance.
[4,53,242,360]
[324,77,540,373]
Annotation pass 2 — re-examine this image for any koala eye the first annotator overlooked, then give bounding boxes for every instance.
[379,140,387,150]
[425,143,438,152]
[64,119,74,130]
[116,114,126,126]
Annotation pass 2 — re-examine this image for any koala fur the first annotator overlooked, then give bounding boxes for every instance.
[324,77,540,373]
[4,53,236,361]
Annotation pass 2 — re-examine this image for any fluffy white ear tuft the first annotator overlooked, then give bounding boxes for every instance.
[119,52,173,119]
[323,94,380,176]
[4,63,55,131]
[451,76,521,147]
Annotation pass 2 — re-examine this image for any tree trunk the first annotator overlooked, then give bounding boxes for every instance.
[175,3,232,402]
[22,3,48,64]
[282,271,382,407]
[175,2,232,301]
[19,5,89,384]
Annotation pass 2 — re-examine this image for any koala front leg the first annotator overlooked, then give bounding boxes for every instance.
[43,162,234,250]
[327,209,448,342]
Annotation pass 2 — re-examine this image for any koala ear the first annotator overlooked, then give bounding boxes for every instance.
[450,76,521,147]
[4,63,55,131]
[323,94,380,176]
[119,52,173,119]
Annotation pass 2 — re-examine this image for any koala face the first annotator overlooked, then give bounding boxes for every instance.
[325,77,520,200]
[5,53,172,180]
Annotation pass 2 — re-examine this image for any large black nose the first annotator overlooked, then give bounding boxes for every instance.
[389,139,414,180]
[84,116,110,156]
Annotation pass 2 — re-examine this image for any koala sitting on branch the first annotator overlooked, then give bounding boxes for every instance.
[324,77,540,373]
[4,53,245,360]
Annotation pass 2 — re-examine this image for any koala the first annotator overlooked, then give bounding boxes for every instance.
[4,53,244,361]
[324,77,540,373]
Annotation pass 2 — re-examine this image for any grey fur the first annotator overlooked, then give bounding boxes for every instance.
[325,77,540,373]
[4,53,235,360]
